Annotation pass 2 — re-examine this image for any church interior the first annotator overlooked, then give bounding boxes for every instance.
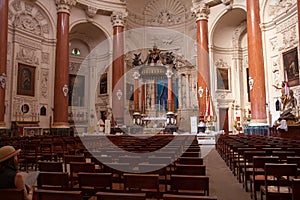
[1,0,300,199]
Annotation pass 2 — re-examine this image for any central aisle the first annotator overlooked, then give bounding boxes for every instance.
[202,146,252,200]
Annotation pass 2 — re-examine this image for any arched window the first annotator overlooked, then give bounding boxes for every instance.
[71,48,81,56]
[40,106,46,116]
[100,73,107,94]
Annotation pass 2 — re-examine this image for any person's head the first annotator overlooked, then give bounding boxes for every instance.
[0,146,21,170]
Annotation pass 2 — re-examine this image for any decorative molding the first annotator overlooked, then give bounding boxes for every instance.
[10,1,50,37]
[144,0,185,26]
[111,11,127,27]
[41,52,49,64]
[215,58,230,68]
[40,69,49,98]
[86,6,97,19]
[16,46,39,65]
[0,73,7,89]
[269,37,278,51]
[276,15,297,33]
[232,21,247,48]
[279,26,297,51]
[69,62,81,73]
[14,13,42,36]
[268,0,296,19]
[12,0,22,12]
[191,2,210,21]
[55,0,77,14]
[15,35,42,49]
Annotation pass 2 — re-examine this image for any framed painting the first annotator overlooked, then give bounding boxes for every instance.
[283,47,299,86]
[217,68,229,90]
[17,63,35,96]
[126,83,134,100]
[68,74,85,107]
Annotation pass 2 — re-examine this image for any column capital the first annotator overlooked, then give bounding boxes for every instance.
[55,0,77,14]
[191,2,210,21]
[133,71,140,80]
[111,11,128,27]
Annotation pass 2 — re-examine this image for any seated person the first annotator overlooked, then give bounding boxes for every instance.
[0,146,33,200]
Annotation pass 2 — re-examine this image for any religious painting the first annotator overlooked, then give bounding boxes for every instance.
[217,68,229,90]
[283,47,299,87]
[126,83,134,100]
[17,63,35,96]
[100,73,107,94]
[68,74,85,107]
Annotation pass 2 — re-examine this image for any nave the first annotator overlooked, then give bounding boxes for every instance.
[0,134,217,200]
[1,133,300,200]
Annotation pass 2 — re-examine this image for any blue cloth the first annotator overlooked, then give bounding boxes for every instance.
[0,166,17,188]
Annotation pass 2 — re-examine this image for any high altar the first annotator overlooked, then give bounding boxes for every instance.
[128,46,180,133]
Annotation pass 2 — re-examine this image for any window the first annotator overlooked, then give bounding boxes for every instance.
[71,48,81,56]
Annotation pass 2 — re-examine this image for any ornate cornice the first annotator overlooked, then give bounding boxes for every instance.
[111,11,127,27]
[191,2,210,21]
[55,0,77,14]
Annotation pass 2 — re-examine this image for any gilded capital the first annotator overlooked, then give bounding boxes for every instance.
[111,11,128,27]
[191,2,210,21]
[55,0,77,14]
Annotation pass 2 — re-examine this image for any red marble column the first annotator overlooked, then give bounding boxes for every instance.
[111,11,126,125]
[246,0,267,123]
[0,0,8,127]
[192,3,210,117]
[298,0,300,49]
[133,71,140,112]
[166,66,174,112]
[53,0,76,128]
[141,83,145,114]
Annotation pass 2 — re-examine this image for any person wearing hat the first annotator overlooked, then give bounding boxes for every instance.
[0,146,33,200]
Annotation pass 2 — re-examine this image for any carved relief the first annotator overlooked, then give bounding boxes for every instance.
[12,0,22,12]
[8,9,13,21]
[25,2,33,13]
[268,0,296,19]
[269,37,278,51]
[86,6,97,18]
[271,56,281,88]
[10,0,50,37]
[41,52,49,64]
[69,62,81,73]
[16,46,39,65]
[40,69,49,98]
[35,11,44,21]
[215,59,230,68]
[7,42,12,56]
[14,14,42,36]
[280,26,297,50]
[144,0,185,26]
[232,21,247,48]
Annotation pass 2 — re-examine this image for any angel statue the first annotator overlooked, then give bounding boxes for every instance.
[132,53,142,67]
